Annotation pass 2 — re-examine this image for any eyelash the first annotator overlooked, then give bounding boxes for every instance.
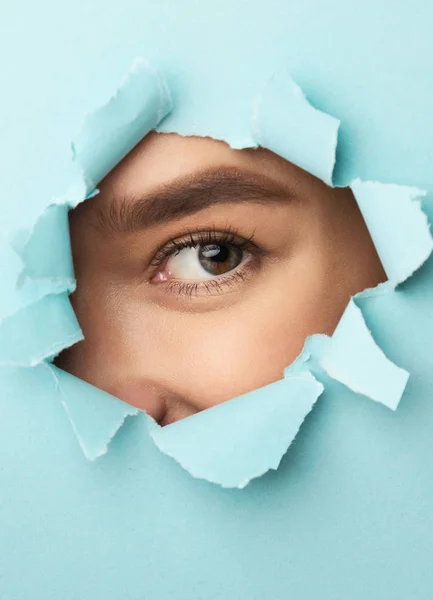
[165,269,250,297]
[150,227,262,297]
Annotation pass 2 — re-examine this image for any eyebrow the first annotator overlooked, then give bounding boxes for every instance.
[94,166,296,234]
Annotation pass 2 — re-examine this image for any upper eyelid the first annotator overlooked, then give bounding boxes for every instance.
[149,229,259,267]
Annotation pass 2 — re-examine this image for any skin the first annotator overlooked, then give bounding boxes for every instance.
[56,132,386,425]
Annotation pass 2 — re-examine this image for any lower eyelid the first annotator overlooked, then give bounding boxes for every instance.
[161,258,257,298]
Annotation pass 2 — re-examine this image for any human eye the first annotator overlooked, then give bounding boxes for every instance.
[149,229,263,297]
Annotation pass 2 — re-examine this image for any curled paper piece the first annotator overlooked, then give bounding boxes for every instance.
[53,354,323,488]
[0,294,82,367]
[285,334,329,377]
[72,58,173,194]
[4,59,431,485]
[320,300,409,410]
[150,374,323,489]
[316,180,433,410]
[49,365,139,461]
[50,361,323,487]
[285,323,409,412]
[0,205,74,323]
[251,73,432,412]
[0,204,81,367]
[252,70,340,185]
[351,179,433,287]
[0,60,173,370]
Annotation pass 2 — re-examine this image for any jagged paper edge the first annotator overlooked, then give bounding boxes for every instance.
[5,62,432,488]
[252,70,433,412]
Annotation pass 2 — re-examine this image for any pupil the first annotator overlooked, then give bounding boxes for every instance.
[198,244,243,275]
[201,244,229,262]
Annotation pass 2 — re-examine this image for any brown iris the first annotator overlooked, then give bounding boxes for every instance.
[198,244,243,276]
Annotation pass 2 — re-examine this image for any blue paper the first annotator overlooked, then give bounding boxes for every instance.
[50,366,140,461]
[0,294,81,366]
[351,179,433,286]
[2,1,433,599]
[151,374,323,488]
[252,70,340,185]
[320,299,409,410]
[72,59,173,193]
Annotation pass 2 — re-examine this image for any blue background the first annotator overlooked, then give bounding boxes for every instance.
[1,1,433,598]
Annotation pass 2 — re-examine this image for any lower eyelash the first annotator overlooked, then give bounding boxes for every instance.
[164,267,251,298]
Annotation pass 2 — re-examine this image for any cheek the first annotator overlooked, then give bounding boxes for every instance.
[123,293,317,411]
[62,242,356,415]
[79,293,306,411]
[63,264,340,411]
[175,316,297,409]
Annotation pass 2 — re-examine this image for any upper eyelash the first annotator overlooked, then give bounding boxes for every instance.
[150,227,258,268]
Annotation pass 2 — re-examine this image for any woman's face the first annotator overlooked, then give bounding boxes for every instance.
[57,132,386,425]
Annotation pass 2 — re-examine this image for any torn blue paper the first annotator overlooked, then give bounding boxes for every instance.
[51,361,323,488]
[28,59,432,470]
[4,2,433,599]
[14,205,75,293]
[0,60,173,373]
[249,71,426,411]
[0,293,81,366]
[0,205,74,324]
[312,179,433,410]
[72,58,173,194]
[150,374,323,488]
[283,312,410,411]
[319,300,409,410]
[351,179,433,287]
[49,365,139,461]
[284,334,329,377]
[252,70,340,185]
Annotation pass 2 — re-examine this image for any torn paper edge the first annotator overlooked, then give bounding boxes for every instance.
[249,69,432,411]
[47,364,140,461]
[4,59,432,487]
[251,69,340,185]
[319,299,409,410]
[72,58,173,194]
[315,180,432,410]
[150,373,324,489]
[1,59,173,368]
[350,179,433,288]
